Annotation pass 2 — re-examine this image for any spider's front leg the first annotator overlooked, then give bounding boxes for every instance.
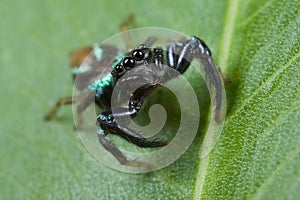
[97,109,168,147]
[96,107,167,168]
[167,36,226,122]
[97,130,151,168]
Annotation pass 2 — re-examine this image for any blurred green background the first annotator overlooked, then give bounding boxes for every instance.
[1,0,300,199]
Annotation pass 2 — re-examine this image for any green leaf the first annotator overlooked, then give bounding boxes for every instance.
[1,0,299,199]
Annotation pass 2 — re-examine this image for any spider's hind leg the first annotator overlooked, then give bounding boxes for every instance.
[44,93,86,121]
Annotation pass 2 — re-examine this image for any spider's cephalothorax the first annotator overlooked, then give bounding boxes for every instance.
[89,36,224,168]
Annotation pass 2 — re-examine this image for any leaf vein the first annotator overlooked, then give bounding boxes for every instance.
[250,144,300,199]
[228,50,300,122]
[238,0,275,27]
[193,0,240,199]
[217,0,240,71]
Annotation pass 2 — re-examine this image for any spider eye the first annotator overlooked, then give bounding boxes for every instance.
[132,49,145,61]
[122,57,136,69]
[115,64,125,73]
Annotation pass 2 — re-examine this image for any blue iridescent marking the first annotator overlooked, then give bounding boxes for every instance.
[97,129,105,135]
[99,114,107,121]
[87,73,113,92]
[96,87,103,97]
[111,55,124,69]
[85,52,123,94]
[92,45,103,61]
